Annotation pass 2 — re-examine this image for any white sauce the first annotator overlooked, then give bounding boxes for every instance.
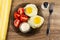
[19,22,30,33]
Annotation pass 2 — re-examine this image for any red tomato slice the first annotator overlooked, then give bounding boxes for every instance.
[18,8,24,15]
[14,12,20,19]
[14,19,20,28]
[20,14,28,22]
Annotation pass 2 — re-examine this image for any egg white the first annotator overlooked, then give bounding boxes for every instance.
[28,15,44,29]
[24,4,38,17]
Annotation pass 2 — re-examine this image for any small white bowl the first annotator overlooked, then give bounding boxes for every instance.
[41,2,49,10]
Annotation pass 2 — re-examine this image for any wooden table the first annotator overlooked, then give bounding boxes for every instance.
[7,0,60,40]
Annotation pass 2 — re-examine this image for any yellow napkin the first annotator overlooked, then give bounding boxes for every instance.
[0,0,12,40]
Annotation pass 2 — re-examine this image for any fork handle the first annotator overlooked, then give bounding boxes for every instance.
[46,14,51,35]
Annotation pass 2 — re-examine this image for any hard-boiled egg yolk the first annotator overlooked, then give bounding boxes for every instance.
[34,17,41,24]
[25,7,32,14]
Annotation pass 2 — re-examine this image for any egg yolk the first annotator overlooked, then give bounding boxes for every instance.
[26,7,32,14]
[34,17,41,24]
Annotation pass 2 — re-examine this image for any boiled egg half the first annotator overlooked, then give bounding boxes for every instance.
[24,4,38,17]
[28,15,44,29]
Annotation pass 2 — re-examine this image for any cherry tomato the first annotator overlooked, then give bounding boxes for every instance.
[18,8,24,15]
[14,12,20,19]
[14,19,20,28]
[20,14,28,22]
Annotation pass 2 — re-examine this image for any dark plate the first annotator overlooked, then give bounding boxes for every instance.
[10,3,43,36]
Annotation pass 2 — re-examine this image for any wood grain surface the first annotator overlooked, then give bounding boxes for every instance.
[7,0,60,40]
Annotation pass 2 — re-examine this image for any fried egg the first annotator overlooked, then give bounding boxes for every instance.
[28,15,44,29]
[24,4,38,17]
